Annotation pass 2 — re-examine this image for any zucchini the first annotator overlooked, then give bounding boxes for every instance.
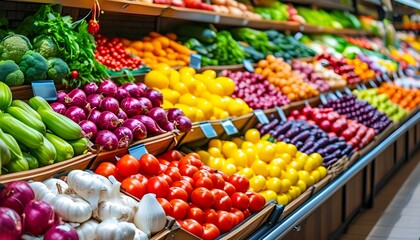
[22,152,39,169]
[0,128,23,164]
[4,157,29,173]
[0,113,44,148]
[68,138,89,156]
[45,133,74,162]
[28,96,52,111]
[38,109,82,141]
[0,138,11,172]
[29,136,56,166]
[6,106,46,135]
[0,82,12,111]
[11,100,42,121]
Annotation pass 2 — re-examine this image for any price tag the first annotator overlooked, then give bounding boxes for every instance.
[294,32,303,40]
[369,80,377,88]
[356,84,363,90]
[398,65,405,77]
[361,83,367,90]
[392,71,399,80]
[320,94,328,104]
[221,119,238,135]
[254,110,269,124]
[31,80,57,101]
[189,53,201,70]
[383,74,392,83]
[243,59,254,72]
[304,100,310,106]
[199,122,217,138]
[344,87,352,94]
[376,75,383,83]
[276,106,287,121]
[128,144,148,159]
[328,92,338,100]
[335,90,343,98]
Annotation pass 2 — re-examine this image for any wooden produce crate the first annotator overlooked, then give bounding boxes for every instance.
[0,153,96,184]
[327,156,349,180]
[374,123,396,146]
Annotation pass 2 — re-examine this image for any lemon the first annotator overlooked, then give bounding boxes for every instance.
[297,180,307,193]
[207,157,224,170]
[161,88,180,104]
[277,194,289,205]
[219,110,230,119]
[216,76,235,96]
[232,149,248,168]
[197,98,214,119]
[237,167,254,179]
[284,144,298,157]
[193,82,208,97]
[266,177,282,193]
[153,63,172,76]
[194,108,205,122]
[172,82,189,95]
[309,153,323,167]
[290,186,301,199]
[317,166,328,179]
[161,100,173,109]
[295,153,308,166]
[228,99,244,116]
[202,69,216,79]
[225,157,235,165]
[207,147,223,157]
[251,160,269,177]
[174,103,195,122]
[260,190,277,202]
[249,175,267,192]
[303,157,318,172]
[219,96,232,111]
[179,66,196,76]
[268,165,283,178]
[207,82,225,96]
[144,70,169,89]
[231,137,244,148]
[208,139,222,149]
[179,93,197,106]
[283,168,299,186]
[258,144,276,163]
[270,158,287,170]
[222,141,238,158]
[245,129,260,144]
[280,179,292,194]
[275,141,288,154]
[169,70,181,88]
[197,150,211,165]
[241,141,255,150]
[288,161,303,171]
[278,153,292,164]
[182,77,199,93]
[222,163,237,176]
[311,170,321,183]
[298,170,312,187]
[243,147,257,166]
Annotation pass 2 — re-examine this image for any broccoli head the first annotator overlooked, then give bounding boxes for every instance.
[34,37,58,59]
[0,34,32,64]
[19,50,48,83]
[47,57,69,84]
[0,60,25,86]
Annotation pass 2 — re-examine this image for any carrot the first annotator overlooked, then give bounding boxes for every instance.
[178,54,190,64]
[166,33,177,41]
[169,40,194,55]
[156,36,170,48]
[130,41,144,51]
[149,32,163,38]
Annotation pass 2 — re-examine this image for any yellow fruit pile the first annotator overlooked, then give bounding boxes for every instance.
[197,129,328,205]
[144,64,252,122]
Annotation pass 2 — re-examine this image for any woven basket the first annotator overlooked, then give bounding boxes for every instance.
[327,156,349,180]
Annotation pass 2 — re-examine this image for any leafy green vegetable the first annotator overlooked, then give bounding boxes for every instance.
[47,57,69,83]
[33,37,58,59]
[0,60,25,86]
[0,34,32,64]
[19,50,48,83]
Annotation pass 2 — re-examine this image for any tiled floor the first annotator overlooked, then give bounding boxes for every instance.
[340,149,420,240]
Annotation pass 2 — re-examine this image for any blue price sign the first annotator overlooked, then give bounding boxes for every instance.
[328,92,338,100]
[243,59,254,72]
[304,100,310,107]
[376,75,383,83]
[369,80,377,88]
[31,80,57,101]
[254,110,269,124]
[320,94,328,104]
[335,90,343,98]
[189,53,202,70]
[344,87,352,94]
[128,144,148,159]
[356,84,363,90]
[199,122,217,138]
[276,106,287,121]
[221,119,238,135]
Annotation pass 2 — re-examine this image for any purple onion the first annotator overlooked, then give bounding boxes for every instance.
[98,111,121,131]
[0,180,34,214]
[84,82,98,95]
[98,80,118,97]
[117,108,128,120]
[116,87,130,102]
[0,207,23,239]
[65,88,87,108]
[95,130,119,151]
[56,91,67,104]
[44,223,78,240]
[159,121,175,131]
[24,199,56,235]
[86,94,103,109]
[175,116,192,132]
[99,97,119,114]
[148,107,168,123]
[88,109,102,125]
[138,97,153,114]
[79,120,98,139]
[114,126,134,148]
[132,115,166,136]
[121,82,142,98]
[167,108,184,122]
[65,106,87,123]
[50,102,67,114]
[121,97,143,117]
[122,118,147,140]
[136,82,148,95]
[144,89,163,108]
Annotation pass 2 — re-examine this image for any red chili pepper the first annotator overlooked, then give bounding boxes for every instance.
[88,20,100,34]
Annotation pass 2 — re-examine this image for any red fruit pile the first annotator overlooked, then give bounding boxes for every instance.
[316,53,361,85]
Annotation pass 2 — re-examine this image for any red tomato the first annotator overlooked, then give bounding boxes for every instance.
[146,176,170,198]
[212,173,225,189]
[167,187,188,202]
[95,162,117,178]
[167,161,179,168]
[158,149,183,162]
[179,165,199,178]
[116,154,140,177]
[192,170,210,182]
[172,180,193,196]
[215,171,229,181]
[129,174,148,185]
[242,209,251,219]
[186,207,205,224]
[139,154,161,176]
[213,195,232,212]
[195,177,213,190]
[165,167,182,182]
[202,223,220,240]
[121,178,146,200]
[228,174,250,193]
[246,192,266,213]
[71,70,79,79]
[204,208,218,226]
[181,176,195,188]
[230,192,249,211]
[169,199,190,220]
[223,182,236,196]
[211,188,228,198]
[178,219,203,238]
[160,164,168,172]
[157,197,172,216]
[191,187,214,209]
[158,159,170,166]
[158,173,173,186]
[216,210,234,233]
[199,165,214,173]
[230,212,240,226]
[231,208,245,223]
[178,154,203,168]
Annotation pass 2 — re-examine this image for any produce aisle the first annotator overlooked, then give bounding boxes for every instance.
[0,0,419,239]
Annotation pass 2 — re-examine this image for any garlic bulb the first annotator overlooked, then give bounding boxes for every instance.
[67,170,110,210]
[121,193,139,213]
[43,178,68,194]
[76,219,99,240]
[133,225,148,240]
[134,193,166,237]
[96,217,136,240]
[51,193,92,223]
[28,181,56,204]
[93,176,134,222]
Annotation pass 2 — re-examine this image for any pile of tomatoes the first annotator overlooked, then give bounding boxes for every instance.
[95,150,266,239]
[95,35,143,71]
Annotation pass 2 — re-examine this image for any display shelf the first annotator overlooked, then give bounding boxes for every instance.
[260,109,420,240]
[282,0,355,11]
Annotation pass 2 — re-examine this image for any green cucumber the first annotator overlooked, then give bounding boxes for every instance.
[28,96,52,111]
[6,106,46,135]
[0,128,23,165]
[45,133,74,162]
[68,138,89,156]
[0,82,12,111]
[0,138,11,172]
[22,152,39,169]
[38,109,82,141]
[11,100,42,121]
[29,136,56,166]
[0,113,44,148]
[4,157,29,173]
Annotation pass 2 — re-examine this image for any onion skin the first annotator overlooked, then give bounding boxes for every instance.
[0,207,23,239]
[24,199,56,235]
[95,130,119,151]
[117,108,128,121]
[44,223,78,240]
[136,82,148,95]
[114,126,134,148]
[132,115,166,136]
[122,83,142,98]
[65,106,87,123]
[98,80,118,97]
[65,88,87,108]
[99,97,120,114]
[86,94,103,110]
[144,89,163,108]
[98,111,121,131]
[122,119,147,140]
[56,91,67,104]
[159,120,175,131]
[88,109,102,125]
[148,107,168,123]
[84,82,98,95]
[0,180,35,214]
[50,102,67,114]
[121,97,143,117]
[167,108,184,122]
[79,120,98,140]
[137,97,153,114]
[175,116,192,132]
[116,88,130,102]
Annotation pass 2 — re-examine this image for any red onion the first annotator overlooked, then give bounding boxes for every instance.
[65,106,87,123]
[121,97,143,117]
[114,126,134,148]
[167,108,184,122]
[65,88,87,108]
[0,180,34,214]
[79,120,98,139]
[0,207,23,239]
[121,82,142,98]
[133,115,166,136]
[98,80,118,97]
[175,116,192,132]
[88,109,102,125]
[99,97,120,114]
[144,89,163,108]
[86,94,103,109]
[117,108,128,121]
[116,87,130,102]
[56,91,67,104]
[84,82,98,95]
[122,118,147,140]
[95,130,119,151]
[98,111,121,131]
[50,102,67,114]
[24,200,55,235]
[159,121,175,131]
[44,223,78,240]
[138,97,153,114]
[148,107,168,123]
[136,82,148,94]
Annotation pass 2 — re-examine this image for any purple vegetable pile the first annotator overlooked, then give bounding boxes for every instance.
[291,60,330,92]
[51,80,192,151]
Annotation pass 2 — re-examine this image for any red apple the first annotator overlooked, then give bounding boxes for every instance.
[313,113,324,124]
[319,120,331,132]
[290,110,300,117]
